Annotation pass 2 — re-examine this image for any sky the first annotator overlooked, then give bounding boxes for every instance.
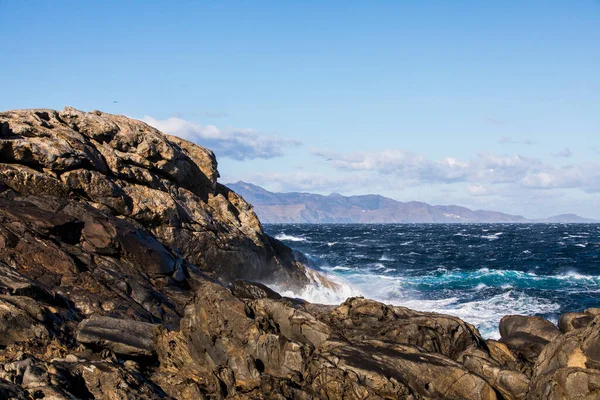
[1,1,599,218]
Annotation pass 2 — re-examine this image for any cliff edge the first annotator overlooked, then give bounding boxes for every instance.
[0,108,598,399]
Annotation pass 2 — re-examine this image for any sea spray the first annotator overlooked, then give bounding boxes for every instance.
[265,222,600,338]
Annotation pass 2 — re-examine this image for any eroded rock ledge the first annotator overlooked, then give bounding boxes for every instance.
[0,108,598,399]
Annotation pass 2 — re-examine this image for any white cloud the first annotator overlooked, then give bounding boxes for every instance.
[236,171,375,193]
[520,163,600,192]
[467,184,496,196]
[143,116,300,160]
[552,147,572,158]
[312,149,600,193]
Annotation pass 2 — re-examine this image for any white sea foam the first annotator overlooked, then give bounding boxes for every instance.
[329,266,353,271]
[379,254,395,261]
[271,268,361,305]
[272,266,566,339]
[275,233,306,242]
[327,242,338,247]
[481,232,503,240]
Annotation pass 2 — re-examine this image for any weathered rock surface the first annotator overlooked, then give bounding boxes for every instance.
[0,107,598,399]
[498,315,563,374]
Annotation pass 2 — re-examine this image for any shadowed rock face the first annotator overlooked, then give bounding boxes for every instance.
[0,107,309,290]
[0,108,599,399]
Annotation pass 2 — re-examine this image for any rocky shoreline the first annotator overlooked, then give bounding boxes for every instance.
[0,108,598,399]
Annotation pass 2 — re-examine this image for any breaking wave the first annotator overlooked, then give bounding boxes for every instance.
[265,223,600,338]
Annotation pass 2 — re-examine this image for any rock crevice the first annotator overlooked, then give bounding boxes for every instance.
[0,108,598,399]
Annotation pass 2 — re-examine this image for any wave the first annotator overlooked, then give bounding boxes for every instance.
[270,266,562,339]
[270,267,361,305]
[271,264,598,339]
[480,232,503,240]
[275,233,306,242]
[262,223,600,340]
[329,266,354,271]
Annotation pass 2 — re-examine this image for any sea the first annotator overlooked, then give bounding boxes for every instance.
[264,223,600,339]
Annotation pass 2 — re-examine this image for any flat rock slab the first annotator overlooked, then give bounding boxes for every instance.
[77,315,158,357]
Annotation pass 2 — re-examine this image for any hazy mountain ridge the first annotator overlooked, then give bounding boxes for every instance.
[227,181,598,223]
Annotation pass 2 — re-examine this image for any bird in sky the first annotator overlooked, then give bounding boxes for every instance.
[113,101,118,103]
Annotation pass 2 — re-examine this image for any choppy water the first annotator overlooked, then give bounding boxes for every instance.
[264,223,600,338]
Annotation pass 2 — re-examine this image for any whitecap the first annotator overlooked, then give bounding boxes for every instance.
[275,233,306,242]
[481,232,503,240]
[329,266,353,271]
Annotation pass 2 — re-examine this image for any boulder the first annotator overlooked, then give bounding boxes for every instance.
[558,311,595,333]
[3,107,600,399]
[77,315,159,357]
[323,297,486,359]
[498,315,562,372]
[308,339,498,400]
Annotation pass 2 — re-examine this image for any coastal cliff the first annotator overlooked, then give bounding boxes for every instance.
[0,108,598,399]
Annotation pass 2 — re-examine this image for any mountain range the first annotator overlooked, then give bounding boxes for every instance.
[227,181,598,224]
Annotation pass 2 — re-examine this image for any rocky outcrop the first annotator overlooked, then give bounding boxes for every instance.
[1,108,599,399]
[0,107,309,290]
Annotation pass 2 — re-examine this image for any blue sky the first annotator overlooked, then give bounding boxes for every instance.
[2,1,599,218]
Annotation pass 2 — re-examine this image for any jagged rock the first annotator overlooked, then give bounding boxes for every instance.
[308,339,498,400]
[2,107,599,399]
[0,295,51,346]
[527,367,600,400]
[231,280,282,300]
[0,107,310,290]
[459,347,530,400]
[323,297,486,359]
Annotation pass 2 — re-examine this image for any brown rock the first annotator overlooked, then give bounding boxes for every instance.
[499,315,562,372]
[558,312,594,333]
[324,297,486,359]
[77,315,159,357]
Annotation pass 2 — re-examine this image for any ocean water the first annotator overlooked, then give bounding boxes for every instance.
[264,223,600,339]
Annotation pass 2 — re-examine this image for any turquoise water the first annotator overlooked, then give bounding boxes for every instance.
[265,223,600,338]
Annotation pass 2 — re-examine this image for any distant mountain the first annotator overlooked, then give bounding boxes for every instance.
[226,181,598,224]
[533,214,599,223]
[221,182,575,223]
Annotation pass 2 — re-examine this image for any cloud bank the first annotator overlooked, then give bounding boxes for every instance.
[312,149,600,194]
[143,116,299,160]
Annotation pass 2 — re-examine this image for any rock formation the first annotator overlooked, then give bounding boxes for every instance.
[0,108,598,399]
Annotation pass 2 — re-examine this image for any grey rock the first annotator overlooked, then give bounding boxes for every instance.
[77,315,158,357]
